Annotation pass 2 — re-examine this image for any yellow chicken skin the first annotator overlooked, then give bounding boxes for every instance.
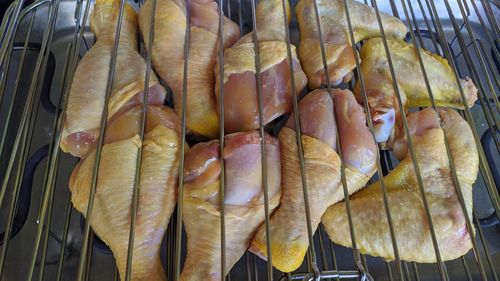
[250,89,377,272]
[354,38,478,145]
[69,105,181,281]
[296,0,407,89]
[181,131,281,281]
[61,0,166,158]
[215,0,307,133]
[139,0,240,138]
[322,108,478,263]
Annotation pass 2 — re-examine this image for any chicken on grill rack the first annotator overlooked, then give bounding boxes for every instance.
[250,89,377,272]
[296,0,407,88]
[215,0,307,133]
[182,131,281,280]
[322,108,478,262]
[70,105,181,281]
[58,0,483,279]
[61,0,166,158]
[139,0,240,138]
[354,38,478,146]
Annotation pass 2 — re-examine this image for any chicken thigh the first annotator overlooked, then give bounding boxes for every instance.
[181,131,281,280]
[70,105,181,281]
[322,108,478,262]
[140,0,240,138]
[61,0,166,158]
[296,0,406,88]
[215,0,307,133]
[250,89,377,272]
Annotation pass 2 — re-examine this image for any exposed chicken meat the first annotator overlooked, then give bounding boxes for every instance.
[215,0,307,133]
[181,131,281,280]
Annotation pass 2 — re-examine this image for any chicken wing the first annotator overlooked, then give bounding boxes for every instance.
[139,0,240,138]
[215,0,307,133]
[296,0,407,88]
[70,105,181,281]
[322,108,478,262]
[61,0,166,158]
[250,89,377,272]
[181,131,281,280]
[354,38,478,145]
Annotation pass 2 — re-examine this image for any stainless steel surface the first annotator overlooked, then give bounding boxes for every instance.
[0,0,498,281]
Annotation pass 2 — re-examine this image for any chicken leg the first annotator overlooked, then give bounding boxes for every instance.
[181,131,281,280]
[215,0,307,133]
[322,108,478,262]
[69,105,181,281]
[139,0,240,138]
[61,0,166,158]
[250,89,377,272]
[296,0,407,88]
[354,38,478,145]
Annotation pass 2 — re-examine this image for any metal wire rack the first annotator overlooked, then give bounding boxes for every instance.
[0,0,498,280]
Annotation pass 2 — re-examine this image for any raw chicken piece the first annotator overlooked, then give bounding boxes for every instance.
[181,131,281,281]
[354,38,478,145]
[139,0,240,138]
[61,0,166,158]
[215,0,307,133]
[70,105,181,281]
[296,0,406,89]
[250,89,377,272]
[322,108,478,262]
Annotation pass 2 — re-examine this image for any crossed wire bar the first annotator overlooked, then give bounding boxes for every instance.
[0,0,498,281]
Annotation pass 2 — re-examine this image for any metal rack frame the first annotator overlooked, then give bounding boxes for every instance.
[0,0,498,280]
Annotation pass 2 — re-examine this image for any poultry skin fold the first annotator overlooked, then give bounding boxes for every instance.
[322,108,478,262]
[215,0,307,133]
[61,0,166,158]
[70,105,181,281]
[354,38,478,145]
[139,0,240,138]
[250,89,377,272]
[181,131,281,281]
[296,0,407,89]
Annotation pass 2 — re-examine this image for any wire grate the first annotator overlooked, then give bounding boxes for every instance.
[0,0,498,281]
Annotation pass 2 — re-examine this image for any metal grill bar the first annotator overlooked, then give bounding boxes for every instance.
[0,0,59,278]
[26,0,92,279]
[249,0,274,279]
[55,199,73,281]
[217,0,228,279]
[173,0,191,279]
